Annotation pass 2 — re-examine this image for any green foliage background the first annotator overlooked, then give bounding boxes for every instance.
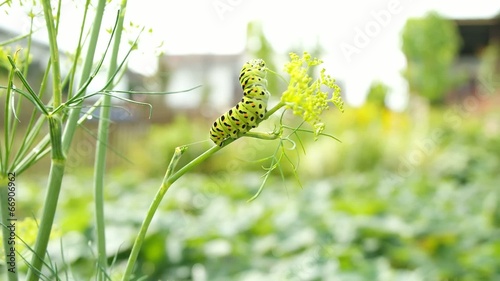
[401,12,463,104]
[1,3,499,280]
[9,103,500,281]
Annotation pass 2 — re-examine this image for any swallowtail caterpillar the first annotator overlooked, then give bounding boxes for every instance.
[209,59,270,146]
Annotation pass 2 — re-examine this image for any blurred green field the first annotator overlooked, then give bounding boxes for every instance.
[1,2,499,280]
[14,99,500,280]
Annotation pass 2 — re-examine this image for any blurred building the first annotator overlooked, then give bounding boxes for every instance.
[157,54,244,115]
[448,13,500,102]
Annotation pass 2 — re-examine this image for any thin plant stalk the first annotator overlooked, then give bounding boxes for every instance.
[0,54,26,281]
[0,0,125,279]
[2,53,16,172]
[121,102,285,280]
[8,22,33,162]
[121,145,219,280]
[93,1,128,278]
[62,0,106,152]
[25,158,65,281]
[25,0,80,278]
[24,0,65,278]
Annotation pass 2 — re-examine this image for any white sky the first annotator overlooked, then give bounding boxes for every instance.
[1,0,499,109]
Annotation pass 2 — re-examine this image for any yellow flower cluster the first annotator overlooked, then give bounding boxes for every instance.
[281,52,344,137]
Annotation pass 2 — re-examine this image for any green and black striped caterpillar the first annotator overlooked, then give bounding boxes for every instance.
[210,59,270,146]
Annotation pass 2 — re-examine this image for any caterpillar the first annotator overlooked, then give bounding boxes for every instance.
[210,59,270,146]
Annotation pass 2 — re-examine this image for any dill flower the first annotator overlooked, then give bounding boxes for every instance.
[281,52,344,137]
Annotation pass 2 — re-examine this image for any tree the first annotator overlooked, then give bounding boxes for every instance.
[401,12,461,105]
[366,81,390,108]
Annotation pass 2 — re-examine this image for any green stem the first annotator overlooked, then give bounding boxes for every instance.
[121,102,286,280]
[26,160,65,281]
[62,0,106,153]
[121,183,170,281]
[41,2,62,108]
[167,145,222,185]
[64,6,86,101]
[25,0,66,279]
[121,145,220,280]
[2,55,15,173]
[243,131,280,140]
[265,101,285,119]
[26,116,65,281]
[12,135,50,175]
[12,58,51,169]
[93,124,109,280]
[94,2,128,279]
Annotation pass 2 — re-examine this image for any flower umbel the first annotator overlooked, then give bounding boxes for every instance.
[281,52,344,137]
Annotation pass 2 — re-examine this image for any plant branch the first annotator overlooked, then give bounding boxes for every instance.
[122,145,190,281]
[94,3,128,279]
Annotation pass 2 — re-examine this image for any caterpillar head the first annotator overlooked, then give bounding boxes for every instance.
[239,59,267,89]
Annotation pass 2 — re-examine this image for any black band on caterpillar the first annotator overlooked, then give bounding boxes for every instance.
[210,59,270,146]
